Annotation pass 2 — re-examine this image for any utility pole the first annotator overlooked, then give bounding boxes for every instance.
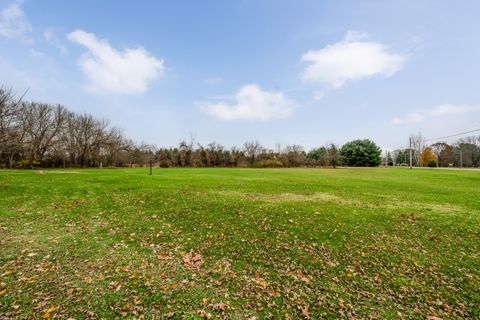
[409,137,413,169]
[459,150,463,169]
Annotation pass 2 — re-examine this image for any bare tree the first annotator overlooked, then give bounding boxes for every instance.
[327,143,340,168]
[280,145,304,167]
[244,140,262,165]
[102,127,127,167]
[73,114,108,167]
[228,147,243,167]
[0,87,24,167]
[410,132,426,166]
[19,102,67,166]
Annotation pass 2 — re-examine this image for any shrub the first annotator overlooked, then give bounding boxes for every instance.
[18,160,41,168]
[340,139,382,167]
[252,159,284,168]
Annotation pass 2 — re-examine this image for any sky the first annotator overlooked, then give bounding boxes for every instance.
[1,0,480,151]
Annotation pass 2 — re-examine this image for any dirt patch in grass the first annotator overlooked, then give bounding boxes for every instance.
[390,201,463,213]
[261,192,343,203]
[216,190,464,214]
[216,190,345,203]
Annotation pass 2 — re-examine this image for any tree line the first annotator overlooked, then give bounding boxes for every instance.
[0,87,127,168]
[0,86,382,168]
[388,133,480,167]
[1,86,479,168]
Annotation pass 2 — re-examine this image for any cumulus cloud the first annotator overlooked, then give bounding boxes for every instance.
[0,0,32,38]
[199,84,297,121]
[67,29,164,94]
[392,104,480,124]
[301,31,406,89]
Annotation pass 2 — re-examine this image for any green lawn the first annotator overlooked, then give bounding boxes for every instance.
[0,168,479,319]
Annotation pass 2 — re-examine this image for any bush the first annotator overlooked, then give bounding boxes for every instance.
[159,161,170,168]
[252,159,284,168]
[340,139,382,167]
[427,159,437,167]
[18,160,41,168]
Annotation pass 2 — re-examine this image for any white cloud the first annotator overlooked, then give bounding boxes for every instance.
[392,104,480,124]
[44,30,67,54]
[67,29,164,94]
[0,0,32,38]
[199,84,297,121]
[301,31,406,89]
[29,48,47,59]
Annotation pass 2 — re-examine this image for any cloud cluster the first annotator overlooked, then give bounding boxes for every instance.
[199,84,297,121]
[0,3,411,124]
[200,31,406,121]
[301,31,406,89]
[67,29,164,94]
[0,0,32,38]
[392,104,480,124]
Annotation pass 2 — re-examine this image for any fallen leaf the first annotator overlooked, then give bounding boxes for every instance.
[296,270,311,283]
[42,305,59,319]
[198,310,212,319]
[257,279,268,290]
[213,302,227,311]
[182,251,204,269]
[300,305,310,319]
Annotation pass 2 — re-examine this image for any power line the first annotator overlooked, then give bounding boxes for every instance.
[425,128,480,142]
[381,127,480,168]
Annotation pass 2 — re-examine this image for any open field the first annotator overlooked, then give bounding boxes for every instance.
[0,168,479,319]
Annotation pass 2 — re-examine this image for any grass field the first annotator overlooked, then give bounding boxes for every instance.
[0,168,479,319]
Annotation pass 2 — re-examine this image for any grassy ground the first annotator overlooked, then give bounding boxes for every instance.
[0,167,479,319]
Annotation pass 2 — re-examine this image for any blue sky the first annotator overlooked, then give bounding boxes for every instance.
[1,0,480,150]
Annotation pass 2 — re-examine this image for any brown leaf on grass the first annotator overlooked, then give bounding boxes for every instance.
[296,270,311,283]
[212,302,227,311]
[157,253,172,260]
[108,281,122,291]
[427,317,443,320]
[300,305,310,319]
[182,251,204,269]
[198,310,212,319]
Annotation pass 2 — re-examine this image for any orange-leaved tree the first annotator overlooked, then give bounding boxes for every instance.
[419,146,436,166]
